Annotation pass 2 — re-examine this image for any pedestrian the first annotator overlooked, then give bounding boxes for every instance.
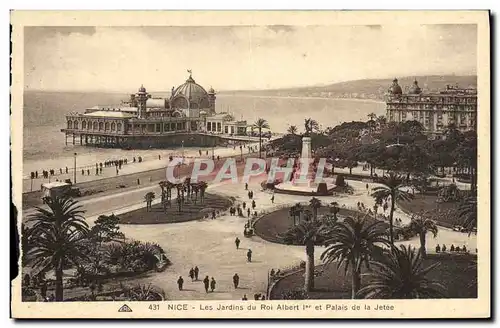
[235,237,240,249]
[212,211,216,220]
[100,167,103,174]
[261,295,266,300]
[247,249,252,262]
[87,169,90,175]
[65,167,68,174]
[442,244,447,252]
[194,266,199,281]
[35,171,38,178]
[247,208,251,217]
[158,154,161,160]
[60,168,62,174]
[210,277,216,292]
[203,276,210,293]
[137,178,140,185]
[252,200,256,210]
[116,168,119,175]
[248,191,251,199]
[233,273,239,289]
[96,168,99,175]
[245,183,248,190]
[189,268,195,282]
[81,169,85,175]
[450,244,455,252]
[271,194,274,203]
[242,294,248,301]
[177,276,184,291]
[242,202,246,209]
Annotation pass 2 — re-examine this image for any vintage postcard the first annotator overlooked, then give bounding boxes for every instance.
[10,10,490,319]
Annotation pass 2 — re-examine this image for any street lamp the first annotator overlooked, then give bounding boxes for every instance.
[73,152,77,184]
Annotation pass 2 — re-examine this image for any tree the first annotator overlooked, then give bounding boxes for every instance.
[26,196,90,301]
[406,212,438,258]
[357,245,445,299]
[371,172,414,245]
[329,201,340,221]
[287,125,298,135]
[90,214,125,245]
[458,196,477,233]
[367,113,377,121]
[144,192,155,212]
[309,197,321,221]
[282,220,325,292]
[253,118,270,159]
[321,216,389,298]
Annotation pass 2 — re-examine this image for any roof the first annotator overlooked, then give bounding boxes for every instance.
[41,181,70,189]
[83,110,136,118]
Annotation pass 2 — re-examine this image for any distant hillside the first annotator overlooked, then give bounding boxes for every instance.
[220,75,477,101]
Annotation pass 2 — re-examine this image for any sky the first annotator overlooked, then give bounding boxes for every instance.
[23,24,477,92]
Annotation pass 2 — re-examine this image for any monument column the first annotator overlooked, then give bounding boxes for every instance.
[301,136,312,159]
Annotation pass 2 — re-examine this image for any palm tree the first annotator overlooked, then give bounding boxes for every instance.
[321,216,390,299]
[282,220,325,292]
[26,196,90,301]
[371,172,414,245]
[357,245,445,299]
[253,118,270,159]
[309,197,322,221]
[287,125,298,135]
[406,212,438,258]
[329,201,340,221]
[458,196,477,233]
[144,192,155,212]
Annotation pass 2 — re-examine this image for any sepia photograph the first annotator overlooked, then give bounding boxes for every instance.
[10,10,490,319]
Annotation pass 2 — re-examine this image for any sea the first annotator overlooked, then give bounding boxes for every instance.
[22,90,385,176]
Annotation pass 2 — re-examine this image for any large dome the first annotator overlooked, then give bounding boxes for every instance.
[171,74,210,109]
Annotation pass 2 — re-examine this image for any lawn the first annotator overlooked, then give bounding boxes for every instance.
[118,193,233,224]
[270,253,477,299]
[254,206,386,245]
[397,194,462,229]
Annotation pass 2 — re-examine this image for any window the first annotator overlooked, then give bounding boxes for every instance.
[105,122,110,131]
[82,121,87,129]
[164,123,170,132]
[156,124,161,132]
[225,126,229,134]
[67,120,73,129]
[98,122,104,131]
[118,123,123,131]
[231,126,235,134]
[93,122,98,130]
[217,122,222,132]
[111,123,116,131]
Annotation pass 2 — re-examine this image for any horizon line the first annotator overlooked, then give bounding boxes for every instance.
[23,73,478,94]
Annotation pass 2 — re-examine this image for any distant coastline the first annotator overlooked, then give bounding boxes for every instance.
[217,93,385,104]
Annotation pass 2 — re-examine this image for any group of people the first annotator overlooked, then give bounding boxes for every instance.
[177,269,244,294]
[241,293,266,301]
[435,244,474,254]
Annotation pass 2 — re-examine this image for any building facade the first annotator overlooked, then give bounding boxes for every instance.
[62,73,251,148]
[385,78,477,138]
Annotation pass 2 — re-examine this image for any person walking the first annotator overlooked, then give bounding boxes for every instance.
[242,202,246,210]
[233,273,239,289]
[242,294,248,301]
[203,276,210,293]
[189,268,195,282]
[210,277,216,292]
[194,266,199,281]
[245,183,248,190]
[235,237,240,249]
[252,200,256,210]
[271,194,275,204]
[177,276,184,291]
[247,249,252,262]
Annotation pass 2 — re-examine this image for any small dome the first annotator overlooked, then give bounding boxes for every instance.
[388,78,402,95]
[208,86,215,94]
[408,79,422,94]
[138,84,146,93]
